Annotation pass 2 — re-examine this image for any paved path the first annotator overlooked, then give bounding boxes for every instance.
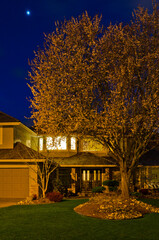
[0,199,23,208]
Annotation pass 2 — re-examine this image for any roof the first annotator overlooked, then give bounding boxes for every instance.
[0,111,20,123]
[54,152,116,166]
[54,150,159,167]
[0,142,45,160]
[139,149,159,166]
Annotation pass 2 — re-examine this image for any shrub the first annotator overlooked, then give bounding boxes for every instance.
[130,192,142,198]
[53,180,68,196]
[92,186,106,193]
[46,192,63,202]
[103,180,119,191]
[139,189,149,195]
[32,194,38,200]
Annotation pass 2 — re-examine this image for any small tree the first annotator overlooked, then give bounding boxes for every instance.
[29,4,159,199]
[33,158,58,198]
[18,143,58,198]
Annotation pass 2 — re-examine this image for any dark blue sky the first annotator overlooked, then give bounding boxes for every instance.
[0,0,155,126]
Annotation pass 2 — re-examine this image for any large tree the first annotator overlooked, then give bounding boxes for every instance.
[29,5,159,199]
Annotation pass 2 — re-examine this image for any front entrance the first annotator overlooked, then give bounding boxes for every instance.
[81,169,102,191]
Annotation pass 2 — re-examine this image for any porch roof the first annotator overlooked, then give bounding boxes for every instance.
[54,152,116,167]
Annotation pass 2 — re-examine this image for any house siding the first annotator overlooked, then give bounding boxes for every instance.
[0,127,13,149]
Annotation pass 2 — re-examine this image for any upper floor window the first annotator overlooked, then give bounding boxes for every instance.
[82,138,104,151]
[39,137,43,151]
[70,137,76,150]
[0,127,2,144]
[46,136,67,150]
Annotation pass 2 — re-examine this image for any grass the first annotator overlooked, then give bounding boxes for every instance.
[0,198,159,240]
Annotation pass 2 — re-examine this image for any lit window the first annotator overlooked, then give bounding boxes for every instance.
[83,170,86,181]
[46,137,54,150]
[87,170,90,181]
[54,136,67,150]
[71,137,76,150]
[82,138,104,151]
[39,138,43,151]
[46,136,67,150]
[0,127,2,144]
[94,170,96,181]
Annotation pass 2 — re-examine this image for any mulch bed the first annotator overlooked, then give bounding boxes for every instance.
[74,194,159,220]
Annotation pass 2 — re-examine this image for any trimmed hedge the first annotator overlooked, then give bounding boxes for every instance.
[103,180,119,192]
[92,186,106,193]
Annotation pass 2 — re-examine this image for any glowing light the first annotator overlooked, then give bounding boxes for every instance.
[26,10,31,16]
[46,136,67,150]
[39,138,43,151]
[71,137,76,150]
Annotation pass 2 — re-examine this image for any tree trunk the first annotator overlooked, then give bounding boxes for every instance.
[42,189,46,198]
[120,168,130,199]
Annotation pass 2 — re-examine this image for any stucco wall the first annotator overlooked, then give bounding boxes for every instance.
[14,124,38,150]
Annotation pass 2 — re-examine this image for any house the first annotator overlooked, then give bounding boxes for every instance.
[38,135,159,194]
[0,111,159,199]
[0,111,44,199]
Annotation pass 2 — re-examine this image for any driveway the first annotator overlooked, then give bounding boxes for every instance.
[0,199,24,208]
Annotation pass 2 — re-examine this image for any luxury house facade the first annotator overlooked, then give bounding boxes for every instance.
[0,111,159,199]
[0,111,42,199]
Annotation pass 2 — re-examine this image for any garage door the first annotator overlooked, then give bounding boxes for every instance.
[0,168,29,198]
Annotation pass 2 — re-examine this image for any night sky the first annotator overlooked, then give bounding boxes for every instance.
[0,0,155,126]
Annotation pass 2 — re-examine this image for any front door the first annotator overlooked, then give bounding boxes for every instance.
[81,169,102,191]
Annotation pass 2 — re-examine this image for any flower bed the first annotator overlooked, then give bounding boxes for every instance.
[18,197,52,205]
[74,194,159,220]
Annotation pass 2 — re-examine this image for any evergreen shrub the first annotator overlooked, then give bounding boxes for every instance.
[103,180,119,191]
[92,186,106,193]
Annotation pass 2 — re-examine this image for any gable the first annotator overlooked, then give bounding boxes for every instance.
[0,111,20,124]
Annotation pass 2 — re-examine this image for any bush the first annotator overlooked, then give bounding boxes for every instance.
[103,180,119,187]
[103,180,119,191]
[32,194,37,200]
[139,189,149,195]
[92,186,105,193]
[53,180,68,196]
[46,192,63,202]
[130,192,142,198]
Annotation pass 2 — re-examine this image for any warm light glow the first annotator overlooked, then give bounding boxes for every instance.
[46,136,67,150]
[94,170,96,181]
[87,170,90,181]
[39,138,43,151]
[82,138,104,151]
[46,137,53,150]
[83,170,86,181]
[71,137,76,150]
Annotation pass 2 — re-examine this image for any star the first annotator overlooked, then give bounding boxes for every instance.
[26,10,31,16]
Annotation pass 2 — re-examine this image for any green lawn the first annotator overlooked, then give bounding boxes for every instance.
[0,198,159,240]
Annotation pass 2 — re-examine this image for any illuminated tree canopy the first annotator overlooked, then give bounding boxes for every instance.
[29,4,159,199]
